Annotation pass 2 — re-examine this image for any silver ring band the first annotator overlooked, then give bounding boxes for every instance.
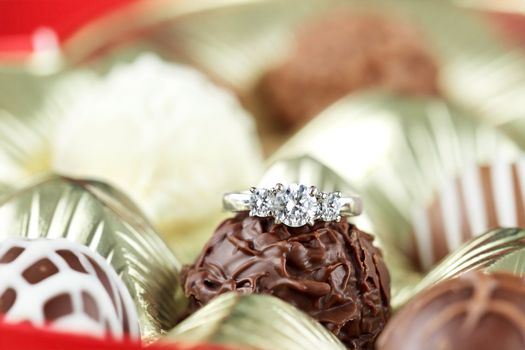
[223,183,362,227]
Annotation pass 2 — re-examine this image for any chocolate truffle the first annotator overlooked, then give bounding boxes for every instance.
[411,160,525,272]
[182,213,390,349]
[378,271,525,350]
[0,238,139,339]
[259,13,439,129]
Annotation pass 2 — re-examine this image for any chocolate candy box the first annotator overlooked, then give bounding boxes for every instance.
[1,0,525,349]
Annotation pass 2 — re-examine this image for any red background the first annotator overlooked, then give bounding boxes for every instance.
[0,320,237,350]
[0,0,136,52]
[0,1,524,54]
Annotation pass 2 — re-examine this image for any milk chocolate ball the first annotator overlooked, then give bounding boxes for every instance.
[259,13,439,129]
[182,213,390,349]
[378,271,525,350]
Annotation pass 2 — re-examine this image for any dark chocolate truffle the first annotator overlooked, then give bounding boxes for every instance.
[378,271,525,350]
[182,213,390,349]
[259,13,439,129]
[411,161,525,272]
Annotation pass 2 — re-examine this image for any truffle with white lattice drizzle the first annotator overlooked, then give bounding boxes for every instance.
[0,238,139,339]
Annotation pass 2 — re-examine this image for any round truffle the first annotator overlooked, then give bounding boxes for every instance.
[259,13,439,129]
[378,271,525,350]
[0,238,139,339]
[411,160,525,272]
[182,213,390,349]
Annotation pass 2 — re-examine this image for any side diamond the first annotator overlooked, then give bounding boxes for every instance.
[249,188,273,217]
[317,192,342,221]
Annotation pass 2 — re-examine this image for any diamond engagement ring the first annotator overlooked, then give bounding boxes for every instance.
[223,183,362,227]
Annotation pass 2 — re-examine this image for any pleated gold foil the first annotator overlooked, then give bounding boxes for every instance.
[0,176,187,342]
[260,155,352,190]
[273,92,522,239]
[393,227,525,308]
[0,182,11,197]
[265,155,525,312]
[165,293,345,350]
[272,92,522,306]
[0,71,95,187]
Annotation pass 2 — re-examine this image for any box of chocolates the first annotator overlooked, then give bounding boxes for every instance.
[0,0,525,349]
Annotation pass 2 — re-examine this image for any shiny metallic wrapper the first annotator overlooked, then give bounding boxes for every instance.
[165,292,345,350]
[272,92,522,306]
[0,182,11,198]
[0,175,187,342]
[264,107,525,312]
[394,227,525,308]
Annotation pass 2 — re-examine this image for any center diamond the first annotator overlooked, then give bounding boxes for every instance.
[272,184,318,227]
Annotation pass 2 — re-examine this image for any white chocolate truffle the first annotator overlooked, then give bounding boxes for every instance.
[0,238,139,339]
[51,54,263,236]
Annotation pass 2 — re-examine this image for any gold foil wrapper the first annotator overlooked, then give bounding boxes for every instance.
[165,292,345,350]
[0,72,95,187]
[393,227,525,308]
[260,155,353,190]
[0,176,187,341]
[272,92,522,305]
[0,182,11,197]
[275,157,525,308]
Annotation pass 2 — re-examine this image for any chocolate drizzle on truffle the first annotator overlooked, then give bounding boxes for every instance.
[378,271,525,350]
[183,213,390,349]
